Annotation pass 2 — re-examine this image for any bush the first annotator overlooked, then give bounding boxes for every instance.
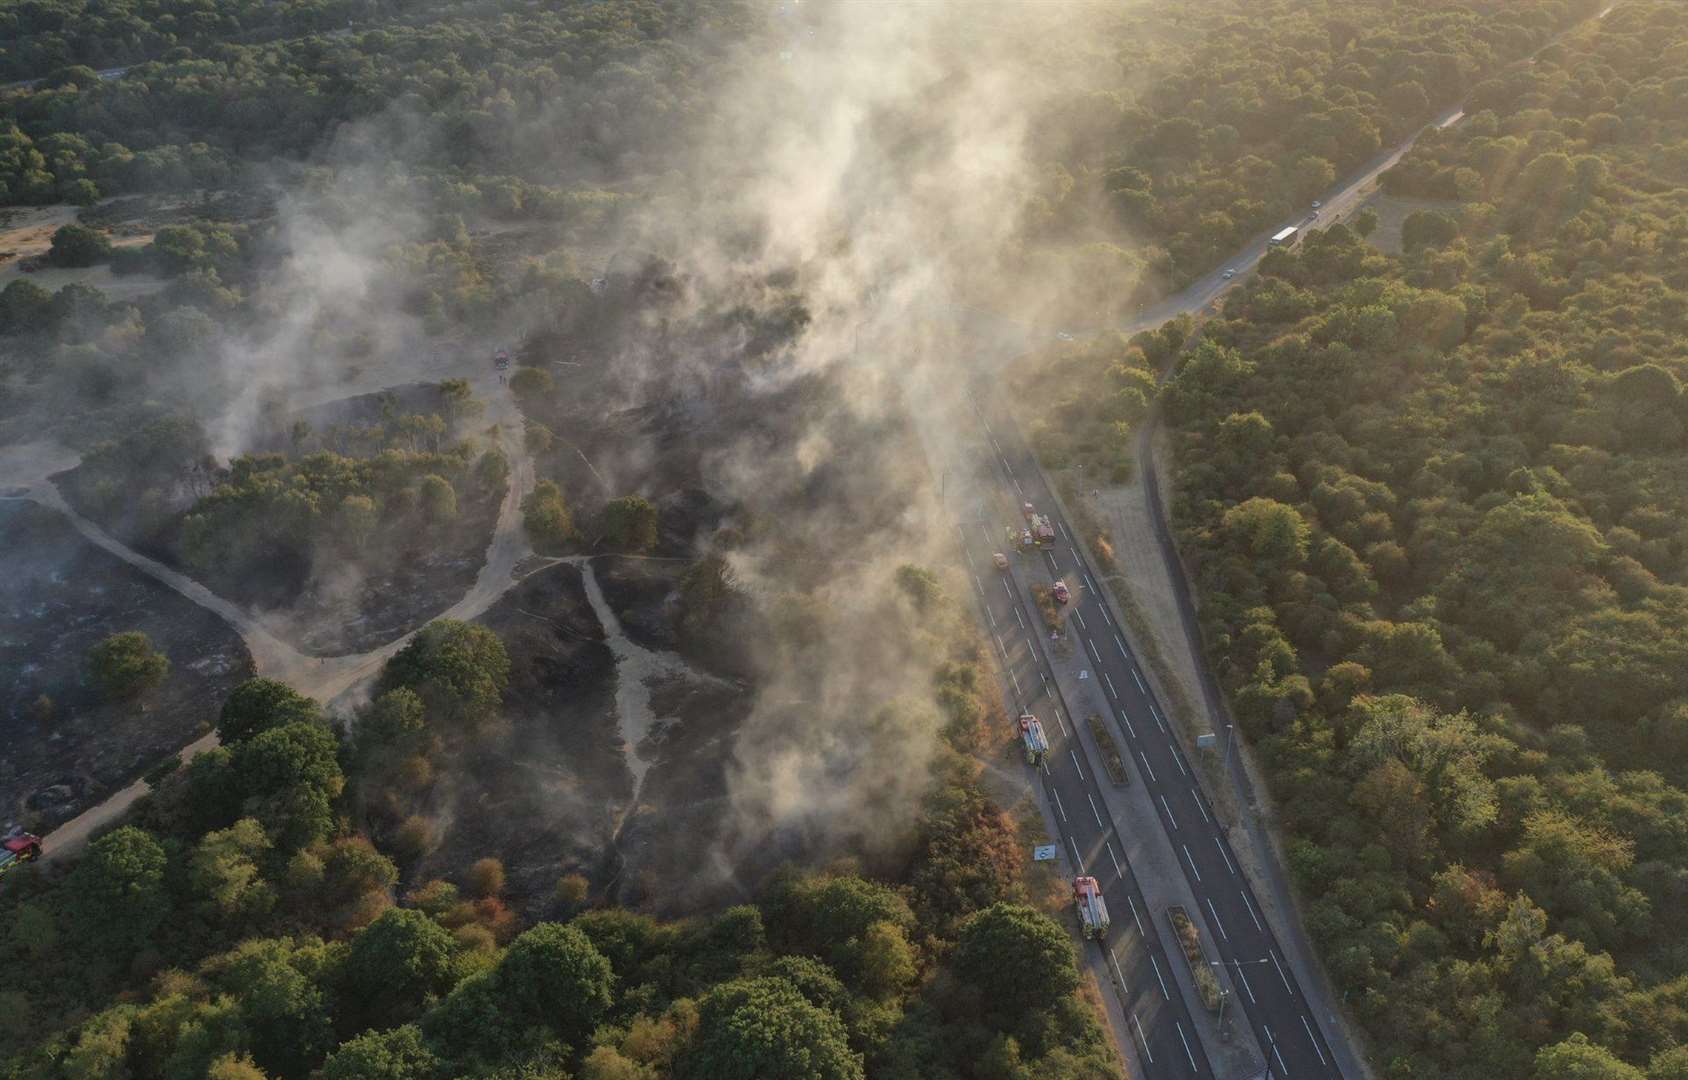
[48,223,113,267]
[87,631,170,701]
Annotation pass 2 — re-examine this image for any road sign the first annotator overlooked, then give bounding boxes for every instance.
[1196,732,1217,749]
[1033,845,1058,862]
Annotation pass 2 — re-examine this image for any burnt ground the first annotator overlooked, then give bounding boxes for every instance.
[57,382,504,656]
[0,501,252,833]
[415,562,624,911]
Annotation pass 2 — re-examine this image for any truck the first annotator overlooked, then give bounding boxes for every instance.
[1269,226,1299,247]
[1018,712,1050,766]
[0,834,41,878]
[1074,876,1109,939]
[1029,513,1056,548]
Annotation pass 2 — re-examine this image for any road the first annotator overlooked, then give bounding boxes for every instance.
[953,482,1215,1077]
[966,385,1342,1079]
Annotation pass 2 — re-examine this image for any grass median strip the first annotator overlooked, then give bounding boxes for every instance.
[1088,713,1130,786]
[1168,905,1223,1013]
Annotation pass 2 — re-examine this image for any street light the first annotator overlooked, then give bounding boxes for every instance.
[1209,957,1272,1030]
[1223,721,1236,771]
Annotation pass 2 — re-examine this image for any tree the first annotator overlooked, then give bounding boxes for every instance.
[475,448,509,492]
[953,903,1080,1016]
[1220,497,1310,568]
[1533,1033,1643,1080]
[1354,208,1378,238]
[319,1026,438,1080]
[1402,210,1459,252]
[66,826,168,965]
[190,818,276,928]
[48,222,112,267]
[0,279,52,333]
[601,495,659,552]
[676,977,863,1080]
[379,620,510,725]
[418,474,458,524]
[510,367,553,400]
[233,721,345,849]
[493,922,615,1048]
[218,678,320,745]
[522,479,575,551]
[339,910,459,1033]
[87,630,170,701]
[466,857,506,899]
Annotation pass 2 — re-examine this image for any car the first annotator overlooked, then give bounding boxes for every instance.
[1056,331,1074,342]
[1311,200,1322,209]
[992,552,1010,571]
[1051,580,1070,605]
[1222,268,1236,280]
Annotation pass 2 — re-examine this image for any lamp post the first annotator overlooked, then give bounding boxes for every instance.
[1223,721,1236,771]
[1209,957,1272,1031]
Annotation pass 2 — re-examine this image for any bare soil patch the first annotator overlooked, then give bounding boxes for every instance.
[0,500,252,833]
[0,202,164,300]
[1358,193,1463,255]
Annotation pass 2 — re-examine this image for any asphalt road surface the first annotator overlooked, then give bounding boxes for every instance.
[954,384,1341,1080]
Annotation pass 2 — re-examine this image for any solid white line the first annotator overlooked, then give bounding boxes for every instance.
[1105,840,1123,878]
[1272,951,1292,993]
[1177,1022,1197,1071]
[1052,789,1068,823]
[1215,838,1236,876]
[1172,749,1188,776]
[1109,948,1128,991]
[1128,894,1144,934]
[1160,796,1178,830]
[1238,967,1258,1005]
[1243,891,1263,932]
[1302,1016,1328,1066]
[1151,954,1169,999]
[1182,844,1202,882]
[1013,605,1025,628]
[1206,898,1228,941]
[1115,634,1129,660]
[1119,710,1137,739]
[1070,749,1085,781]
[1131,1014,1153,1062]
[1105,673,1119,700]
[1194,797,1211,824]
[1132,669,1145,693]
[1074,609,1087,631]
[1088,793,1104,827]
[1139,752,1158,784]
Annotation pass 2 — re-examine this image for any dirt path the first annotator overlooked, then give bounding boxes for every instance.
[2,360,542,861]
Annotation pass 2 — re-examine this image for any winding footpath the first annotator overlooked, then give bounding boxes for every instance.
[1,361,542,860]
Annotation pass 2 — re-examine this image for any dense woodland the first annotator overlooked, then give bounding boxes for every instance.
[0,575,1117,1080]
[3,0,1682,1075]
[1159,4,1688,1076]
